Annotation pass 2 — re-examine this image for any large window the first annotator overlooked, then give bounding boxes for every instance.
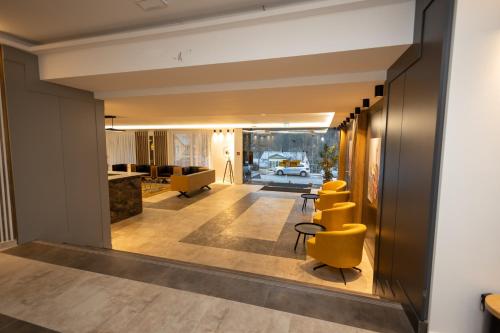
[243,128,338,187]
[171,130,211,167]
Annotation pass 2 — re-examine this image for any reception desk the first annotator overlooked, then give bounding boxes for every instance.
[108,172,144,223]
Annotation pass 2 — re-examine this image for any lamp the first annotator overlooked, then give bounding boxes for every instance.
[375,85,384,97]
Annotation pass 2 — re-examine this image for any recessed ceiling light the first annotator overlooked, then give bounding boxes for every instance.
[136,0,168,11]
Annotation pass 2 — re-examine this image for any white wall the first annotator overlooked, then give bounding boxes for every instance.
[211,130,235,183]
[429,1,500,332]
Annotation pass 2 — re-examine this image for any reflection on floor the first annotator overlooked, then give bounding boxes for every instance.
[112,184,374,294]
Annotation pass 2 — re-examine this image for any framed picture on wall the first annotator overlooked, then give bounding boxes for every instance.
[367,138,381,205]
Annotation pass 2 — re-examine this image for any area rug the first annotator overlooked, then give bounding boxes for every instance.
[142,183,171,198]
[260,186,311,194]
[143,184,229,210]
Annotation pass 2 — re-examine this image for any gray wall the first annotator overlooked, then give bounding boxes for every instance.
[1,45,111,248]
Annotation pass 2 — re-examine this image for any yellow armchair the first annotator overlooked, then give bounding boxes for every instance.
[321,180,347,193]
[314,191,350,211]
[313,202,356,231]
[307,223,367,284]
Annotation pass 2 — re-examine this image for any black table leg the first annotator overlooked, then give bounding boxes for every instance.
[294,232,301,252]
[301,198,307,212]
[303,233,307,247]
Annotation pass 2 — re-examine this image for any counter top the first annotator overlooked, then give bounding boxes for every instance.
[107,171,146,181]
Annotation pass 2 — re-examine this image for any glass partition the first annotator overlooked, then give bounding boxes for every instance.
[242,128,339,188]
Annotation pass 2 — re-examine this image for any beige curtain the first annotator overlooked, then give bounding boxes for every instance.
[135,131,149,165]
[153,130,168,165]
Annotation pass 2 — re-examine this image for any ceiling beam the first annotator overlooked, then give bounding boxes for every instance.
[36,0,414,80]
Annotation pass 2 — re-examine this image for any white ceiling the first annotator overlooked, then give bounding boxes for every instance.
[51,46,406,93]
[0,0,309,43]
[105,82,383,128]
[53,46,403,127]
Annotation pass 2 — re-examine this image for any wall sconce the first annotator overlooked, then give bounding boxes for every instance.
[363,98,370,108]
[375,85,384,97]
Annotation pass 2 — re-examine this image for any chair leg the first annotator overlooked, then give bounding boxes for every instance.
[339,268,347,285]
[313,263,327,271]
[177,192,190,198]
[352,267,362,273]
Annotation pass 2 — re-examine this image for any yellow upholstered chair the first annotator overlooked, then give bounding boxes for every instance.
[307,223,367,284]
[313,202,356,231]
[314,191,350,211]
[320,180,347,193]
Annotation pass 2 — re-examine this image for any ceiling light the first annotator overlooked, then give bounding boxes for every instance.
[375,85,384,97]
[102,112,335,130]
[355,107,361,114]
[363,98,370,108]
[136,0,168,11]
[350,113,355,119]
[105,115,125,132]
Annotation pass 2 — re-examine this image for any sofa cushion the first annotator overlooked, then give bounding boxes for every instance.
[135,165,151,174]
[157,165,175,177]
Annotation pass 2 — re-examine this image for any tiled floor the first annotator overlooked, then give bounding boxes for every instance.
[111,184,374,294]
[1,242,413,333]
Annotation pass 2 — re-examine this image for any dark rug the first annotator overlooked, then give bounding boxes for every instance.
[260,186,311,194]
[144,184,229,211]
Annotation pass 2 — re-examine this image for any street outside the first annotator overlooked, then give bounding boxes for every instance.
[246,171,324,186]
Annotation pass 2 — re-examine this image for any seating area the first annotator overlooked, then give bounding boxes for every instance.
[114,163,216,198]
[304,181,367,285]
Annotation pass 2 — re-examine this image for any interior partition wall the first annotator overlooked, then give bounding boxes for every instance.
[374,0,454,331]
[1,45,111,248]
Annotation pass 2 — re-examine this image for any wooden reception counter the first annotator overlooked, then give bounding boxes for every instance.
[108,172,144,223]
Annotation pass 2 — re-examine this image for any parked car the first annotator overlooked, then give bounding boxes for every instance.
[275,164,310,177]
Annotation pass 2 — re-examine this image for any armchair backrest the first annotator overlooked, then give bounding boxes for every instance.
[321,180,347,192]
[321,202,356,231]
[316,191,350,211]
[314,224,367,268]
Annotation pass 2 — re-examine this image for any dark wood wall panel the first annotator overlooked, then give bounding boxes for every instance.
[374,0,454,330]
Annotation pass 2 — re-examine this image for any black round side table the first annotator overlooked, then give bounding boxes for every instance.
[293,222,326,252]
[300,193,319,212]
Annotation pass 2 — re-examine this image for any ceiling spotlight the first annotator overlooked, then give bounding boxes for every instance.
[213,129,216,133]
[375,85,384,97]
[363,98,370,108]
[219,129,222,133]
[227,129,230,133]
[350,113,355,119]
[355,107,361,114]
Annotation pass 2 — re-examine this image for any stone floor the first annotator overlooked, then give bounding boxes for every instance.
[1,242,414,333]
[111,183,374,294]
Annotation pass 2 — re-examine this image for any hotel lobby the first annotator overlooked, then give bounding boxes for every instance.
[0,0,499,332]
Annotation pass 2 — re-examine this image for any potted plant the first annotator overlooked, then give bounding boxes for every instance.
[319,144,338,182]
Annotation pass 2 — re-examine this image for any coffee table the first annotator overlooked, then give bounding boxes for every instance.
[294,222,326,252]
[300,193,319,212]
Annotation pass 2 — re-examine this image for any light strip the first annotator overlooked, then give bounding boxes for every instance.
[105,113,334,130]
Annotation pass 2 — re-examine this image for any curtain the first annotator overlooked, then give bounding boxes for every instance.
[168,130,211,167]
[135,131,149,165]
[106,131,136,166]
[153,130,168,165]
